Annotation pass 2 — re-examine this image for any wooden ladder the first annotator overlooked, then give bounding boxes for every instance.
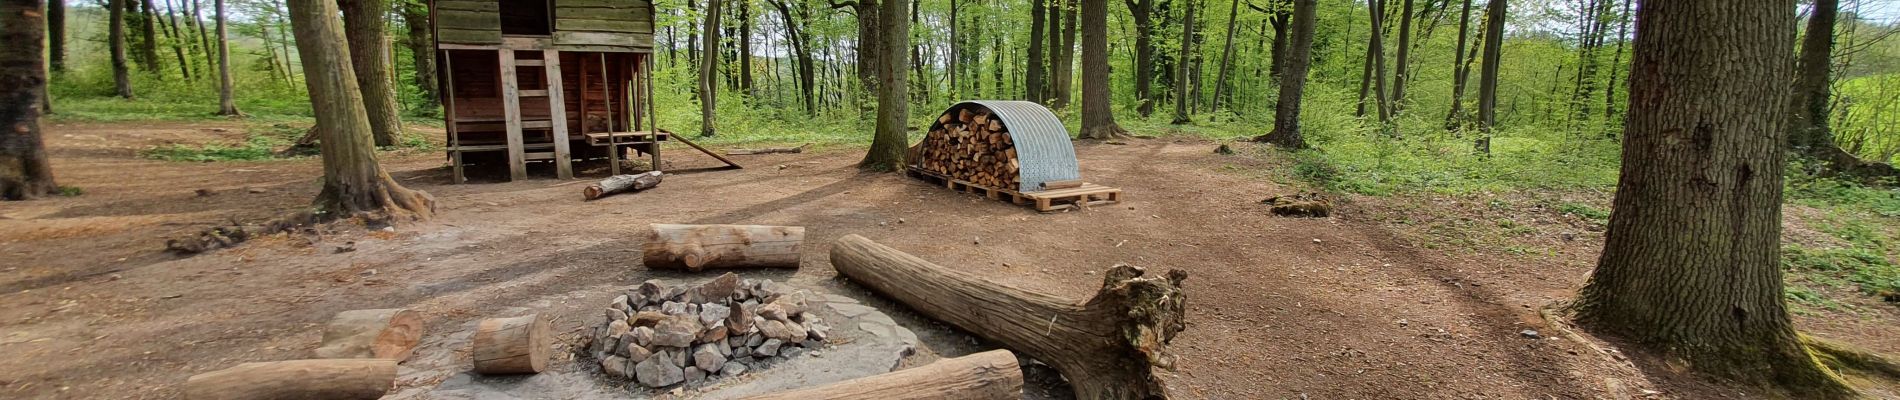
[498,49,573,181]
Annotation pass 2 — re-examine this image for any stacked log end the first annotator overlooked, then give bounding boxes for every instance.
[916,106,1022,190]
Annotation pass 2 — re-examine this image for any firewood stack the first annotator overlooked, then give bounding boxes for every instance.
[915,105,1021,189]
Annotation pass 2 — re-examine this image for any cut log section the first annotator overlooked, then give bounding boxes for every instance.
[642,224,806,271]
[184,359,396,400]
[740,349,1023,400]
[313,308,424,361]
[1039,179,1083,190]
[916,105,1022,190]
[584,171,664,201]
[829,235,1187,400]
[472,314,551,375]
[726,143,811,155]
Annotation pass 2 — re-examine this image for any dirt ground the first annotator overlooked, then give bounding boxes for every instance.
[3,121,1897,399]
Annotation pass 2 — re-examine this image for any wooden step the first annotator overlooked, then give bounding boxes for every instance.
[518,89,548,97]
[514,59,545,67]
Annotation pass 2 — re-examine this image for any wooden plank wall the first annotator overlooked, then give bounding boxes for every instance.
[553,0,656,50]
[435,0,502,44]
[448,50,633,147]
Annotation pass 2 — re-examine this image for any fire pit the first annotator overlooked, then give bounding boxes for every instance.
[584,273,831,388]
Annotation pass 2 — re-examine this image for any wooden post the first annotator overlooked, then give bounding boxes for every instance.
[499,49,527,181]
[646,56,660,171]
[543,50,573,180]
[642,224,805,271]
[443,50,464,183]
[184,359,395,400]
[472,314,550,374]
[828,235,1187,400]
[313,308,424,361]
[739,350,1023,400]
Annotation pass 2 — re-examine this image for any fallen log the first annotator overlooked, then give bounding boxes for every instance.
[584,171,664,201]
[472,314,550,375]
[313,308,424,361]
[184,359,395,400]
[643,224,805,271]
[727,143,812,155]
[740,349,1022,400]
[1038,179,1084,191]
[828,234,1187,400]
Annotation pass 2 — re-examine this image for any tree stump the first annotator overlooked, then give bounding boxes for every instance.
[313,308,424,361]
[828,234,1187,400]
[584,171,664,200]
[642,224,805,271]
[184,359,395,400]
[740,349,1022,400]
[472,314,550,374]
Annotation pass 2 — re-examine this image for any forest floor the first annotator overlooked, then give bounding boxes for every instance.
[3,121,1897,399]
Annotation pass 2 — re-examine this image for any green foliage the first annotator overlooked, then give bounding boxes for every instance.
[57,186,86,197]
[1783,245,1900,302]
[141,125,305,162]
[1556,202,1610,223]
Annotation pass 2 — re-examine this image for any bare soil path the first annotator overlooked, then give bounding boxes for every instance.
[2,122,1894,399]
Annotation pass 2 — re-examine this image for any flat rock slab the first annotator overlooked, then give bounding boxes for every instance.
[389,293,919,399]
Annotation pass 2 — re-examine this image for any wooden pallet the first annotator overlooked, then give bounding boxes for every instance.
[907,166,1123,212]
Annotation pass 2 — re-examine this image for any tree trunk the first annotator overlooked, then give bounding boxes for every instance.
[1365,0,1393,126]
[137,0,161,72]
[313,308,425,361]
[1390,0,1414,112]
[214,0,237,115]
[47,0,62,72]
[829,235,1187,400]
[1255,0,1314,149]
[740,350,1023,400]
[1051,0,1077,108]
[1025,0,1046,102]
[1571,0,1855,396]
[1789,0,1837,154]
[739,0,754,96]
[768,0,814,112]
[1080,0,1127,139]
[1444,0,1473,131]
[1269,10,1287,83]
[472,314,550,374]
[1170,0,1196,124]
[1,0,57,200]
[159,0,190,79]
[401,1,438,109]
[287,0,435,220]
[860,0,909,170]
[642,224,805,271]
[1209,0,1240,112]
[184,359,396,400]
[110,0,135,98]
[1472,0,1503,154]
[1127,0,1155,117]
[341,0,402,146]
[190,0,212,72]
[1600,0,1630,135]
[700,0,723,137]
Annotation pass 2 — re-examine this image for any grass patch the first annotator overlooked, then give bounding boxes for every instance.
[1784,245,1900,302]
[1556,202,1610,223]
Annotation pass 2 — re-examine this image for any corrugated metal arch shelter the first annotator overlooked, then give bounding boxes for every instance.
[925,101,1080,192]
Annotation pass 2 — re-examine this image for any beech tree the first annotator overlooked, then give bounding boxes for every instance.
[1169,0,1196,125]
[1078,0,1125,139]
[1472,0,1502,154]
[48,0,63,72]
[284,0,434,219]
[1572,0,1855,396]
[214,0,238,115]
[1255,0,1314,148]
[1125,0,1156,116]
[400,0,437,109]
[859,0,908,170]
[340,0,403,146]
[1025,0,1046,101]
[701,0,723,137]
[110,0,135,98]
[2,0,58,200]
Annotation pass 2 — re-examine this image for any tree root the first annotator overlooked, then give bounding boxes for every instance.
[165,211,320,254]
[1804,334,1900,381]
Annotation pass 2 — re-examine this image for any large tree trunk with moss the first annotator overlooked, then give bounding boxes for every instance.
[341,0,402,146]
[2,0,58,200]
[1572,0,1855,397]
[699,0,722,137]
[400,1,437,110]
[859,0,908,171]
[1255,0,1313,148]
[287,0,435,220]
[137,0,161,72]
[109,0,135,98]
[829,235,1186,400]
[1079,0,1127,139]
[213,0,238,115]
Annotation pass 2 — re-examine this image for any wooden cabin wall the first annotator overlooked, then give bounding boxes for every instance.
[447,50,639,147]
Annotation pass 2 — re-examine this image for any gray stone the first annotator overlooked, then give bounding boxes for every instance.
[601,355,631,378]
[661,301,689,316]
[802,339,824,349]
[756,303,790,322]
[823,294,859,304]
[769,290,810,317]
[699,303,731,326]
[721,361,747,376]
[731,344,750,358]
[727,303,757,335]
[754,279,783,299]
[756,339,783,357]
[630,326,656,348]
[694,344,727,373]
[759,319,799,341]
[612,295,631,311]
[782,321,808,342]
[727,335,747,349]
[628,291,648,309]
[638,280,666,298]
[684,366,706,383]
[697,273,742,300]
[697,320,729,343]
[779,346,805,358]
[685,303,700,317]
[634,356,685,387]
[828,302,876,318]
[671,346,688,368]
[1520,329,1541,339]
[612,333,634,357]
[807,321,830,342]
[651,316,702,347]
[606,308,629,322]
[626,343,653,363]
[745,332,764,347]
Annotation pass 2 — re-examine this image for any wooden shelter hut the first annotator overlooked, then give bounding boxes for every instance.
[431,0,735,182]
